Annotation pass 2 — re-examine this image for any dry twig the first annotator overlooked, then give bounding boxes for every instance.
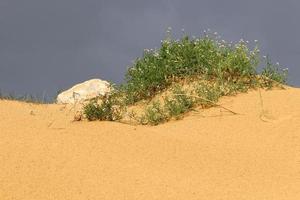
[172,93,240,115]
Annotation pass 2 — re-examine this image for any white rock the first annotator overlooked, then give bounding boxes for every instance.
[56,79,111,104]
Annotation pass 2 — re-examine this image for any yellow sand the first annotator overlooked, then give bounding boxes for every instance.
[1,87,300,199]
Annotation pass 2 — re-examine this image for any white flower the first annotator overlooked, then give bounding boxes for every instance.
[276,62,280,65]
[263,55,267,59]
[254,40,258,43]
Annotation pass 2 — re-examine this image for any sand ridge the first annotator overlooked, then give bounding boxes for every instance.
[1,87,300,199]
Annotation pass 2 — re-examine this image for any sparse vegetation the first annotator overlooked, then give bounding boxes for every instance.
[140,101,168,125]
[164,85,195,119]
[83,28,288,125]
[0,90,50,104]
[195,82,221,108]
[260,56,288,89]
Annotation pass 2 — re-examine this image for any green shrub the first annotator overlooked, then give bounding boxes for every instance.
[84,101,103,121]
[216,41,259,81]
[84,29,289,125]
[83,91,125,121]
[124,31,260,103]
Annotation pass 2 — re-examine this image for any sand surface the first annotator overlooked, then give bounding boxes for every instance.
[1,87,300,199]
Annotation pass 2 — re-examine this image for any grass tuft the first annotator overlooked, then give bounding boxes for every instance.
[164,85,195,119]
[140,101,168,125]
[260,56,288,89]
[0,90,51,104]
[83,89,126,121]
[195,82,221,108]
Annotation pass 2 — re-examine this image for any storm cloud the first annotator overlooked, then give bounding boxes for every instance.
[0,0,299,98]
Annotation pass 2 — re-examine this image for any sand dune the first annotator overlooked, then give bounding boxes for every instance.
[1,87,300,199]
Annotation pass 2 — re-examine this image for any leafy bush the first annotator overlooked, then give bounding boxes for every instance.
[124,31,260,103]
[84,91,125,121]
[84,29,288,125]
[84,101,103,121]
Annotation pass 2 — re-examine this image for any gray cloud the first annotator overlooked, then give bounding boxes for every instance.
[0,0,299,98]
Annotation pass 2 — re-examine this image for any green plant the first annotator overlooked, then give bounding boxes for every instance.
[216,40,259,81]
[84,29,289,125]
[124,30,261,103]
[83,101,102,121]
[164,85,194,119]
[141,101,167,125]
[83,90,125,121]
[261,56,288,88]
[195,82,221,108]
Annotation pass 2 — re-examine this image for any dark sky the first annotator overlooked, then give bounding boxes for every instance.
[1,0,299,98]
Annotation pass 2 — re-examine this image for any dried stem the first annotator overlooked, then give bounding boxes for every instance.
[172,93,240,115]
